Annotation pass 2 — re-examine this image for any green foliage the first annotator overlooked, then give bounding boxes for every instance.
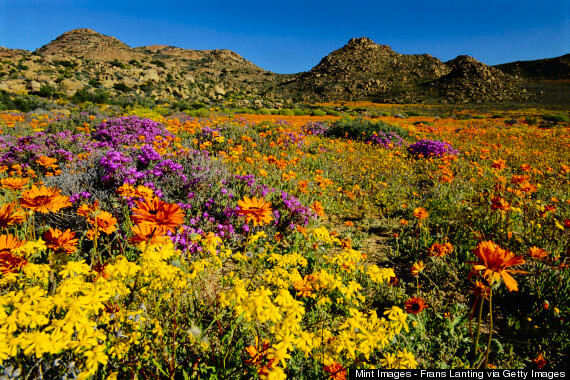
[542,114,569,123]
[311,109,327,116]
[54,60,78,69]
[150,60,167,69]
[113,83,130,93]
[88,78,102,88]
[109,59,126,69]
[38,85,57,98]
[71,88,111,104]
[325,117,408,141]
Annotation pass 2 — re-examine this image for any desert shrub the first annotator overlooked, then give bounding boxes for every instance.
[524,117,538,125]
[293,108,306,115]
[72,88,110,104]
[188,108,211,118]
[54,60,78,69]
[38,85,57,98]
[150,60,166,69]
[311,109,327,116]
[543,114,569,123]
[277,108,295,116]
[324,117,408,141]
[113,83,130,93]
[257,108,271,115]
[109,59,126,69]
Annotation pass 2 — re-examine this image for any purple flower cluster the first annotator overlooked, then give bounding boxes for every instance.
[302,121,330,136]
[94,116,174,148]
[407,139,459,158]
[275,191,317,229]
[365,131,406,149]
[0,130,110,168]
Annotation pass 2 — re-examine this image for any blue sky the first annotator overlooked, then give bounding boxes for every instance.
[0,0,568,74]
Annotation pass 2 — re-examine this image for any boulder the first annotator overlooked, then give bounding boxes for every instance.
[29,80,42,92]
[60,79,84,95]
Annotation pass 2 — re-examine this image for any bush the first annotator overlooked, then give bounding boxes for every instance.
[72,88,110,104]
[543,115,569,123]
[277,109,295,116]
[324,118,408,141]
[293,109,305,116]
[311,109,327,116]
[258,108,271,115]
[150,60,167,69]
[113,83,130,93]
[109,59,126,69]
[188,108,211,118]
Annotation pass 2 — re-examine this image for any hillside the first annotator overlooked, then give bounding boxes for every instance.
[277,38,527,103]
[494,54,570,80]
[0,29,567,106]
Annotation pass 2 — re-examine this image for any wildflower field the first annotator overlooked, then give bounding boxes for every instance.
[0,106,568,378]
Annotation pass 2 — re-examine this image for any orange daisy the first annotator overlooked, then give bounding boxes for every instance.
[528,246,548,260]
[411,261,425,276]
[129,224,170,245]
[88,211,117,235]
[428,242,454,257]
[413,207,429,220]
[405,296,428,314]
[0,202,25,228]
[237,196,273,227]
[132,196,185,233]
[116,183,137,197]
[323,362,347,380]
[470,241,526,292]
[35,156,58,169]
[43,228,78,254]
[0,234,27,274]
[491,196,510,211]
[310,201,325,217]
[1,177,29,190]
[20,185,71,213]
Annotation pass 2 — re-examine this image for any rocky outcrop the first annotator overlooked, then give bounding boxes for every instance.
[418,55,524,103]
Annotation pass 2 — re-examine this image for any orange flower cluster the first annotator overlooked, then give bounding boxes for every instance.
[323,362,347,380]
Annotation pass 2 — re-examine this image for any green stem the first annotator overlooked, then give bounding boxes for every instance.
[471,295,485,365]
[484,288,493,369]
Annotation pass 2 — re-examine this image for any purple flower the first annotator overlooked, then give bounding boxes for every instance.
[408,139,459,158]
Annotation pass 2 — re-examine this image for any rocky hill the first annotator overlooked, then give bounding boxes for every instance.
[494,54,570,80]
[276,37,527,103]
[0,29,281,105]
[417,55,522,103]
[0,30,567,105]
